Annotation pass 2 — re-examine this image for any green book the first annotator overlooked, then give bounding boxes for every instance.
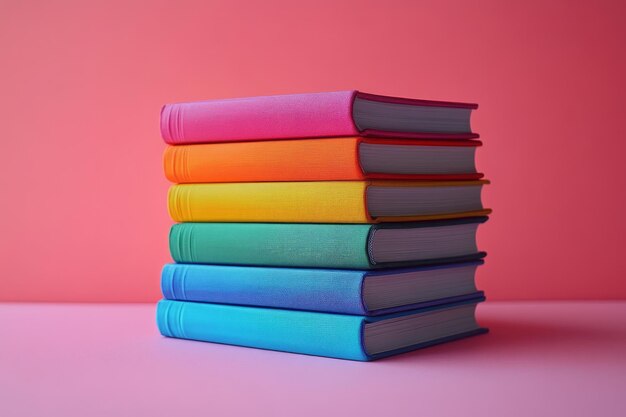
[169,218,487,269]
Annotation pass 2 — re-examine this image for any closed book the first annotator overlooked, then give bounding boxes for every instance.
[161,261,484,315]
[168,180,491,223]
[169,217,487,269]
[164,137,483,183]
[161,91,478,144]
[157,298,487,361]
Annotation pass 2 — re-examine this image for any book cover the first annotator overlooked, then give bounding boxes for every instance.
[161,261,485,315]
[167,180,491,223]
[169,218,488,269]
[156,298,487,361]
[164,137,484,183]
[161,90,479,144]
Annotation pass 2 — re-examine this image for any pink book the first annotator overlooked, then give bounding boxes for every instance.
[161,91,479,144]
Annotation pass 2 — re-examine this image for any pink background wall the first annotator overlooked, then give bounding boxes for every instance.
[1,0,625,302]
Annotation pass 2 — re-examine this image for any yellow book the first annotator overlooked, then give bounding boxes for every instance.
[168,180,490,224]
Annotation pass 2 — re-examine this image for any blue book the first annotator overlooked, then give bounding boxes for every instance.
[157,297,487,361]
[161,261,484,316]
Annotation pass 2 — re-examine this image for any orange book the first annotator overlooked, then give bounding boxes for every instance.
[164,137,483,183]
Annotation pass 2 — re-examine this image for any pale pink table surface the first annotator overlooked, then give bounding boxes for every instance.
[1,301,625,417]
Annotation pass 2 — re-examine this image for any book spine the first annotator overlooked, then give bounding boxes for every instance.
[169,223,373,269]
[157,300,369,360]
[163,138,364,183]
[160,91,359,144]
[167,182,370,223]
[161,263,368,315]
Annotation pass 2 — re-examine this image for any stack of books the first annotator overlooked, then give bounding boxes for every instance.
[157,90,491,361]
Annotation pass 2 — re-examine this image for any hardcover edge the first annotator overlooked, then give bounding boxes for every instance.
[362,295,488,361]
[366,217,489,268]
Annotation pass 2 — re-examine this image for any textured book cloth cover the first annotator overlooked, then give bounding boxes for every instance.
[169,217,488,269]
[161,91,479,144]
[161,261,484,315]
[164,137,484,183]
[167,180,491,223]
[156,297,487,361]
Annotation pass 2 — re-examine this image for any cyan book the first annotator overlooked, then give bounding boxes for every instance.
[157,297,487,361]
[161,261,484,315]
